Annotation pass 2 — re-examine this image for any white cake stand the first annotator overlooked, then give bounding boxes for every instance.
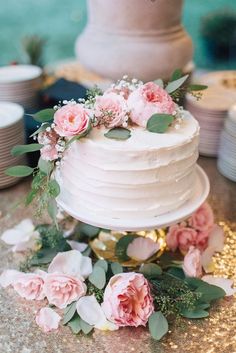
[56,165,210,232]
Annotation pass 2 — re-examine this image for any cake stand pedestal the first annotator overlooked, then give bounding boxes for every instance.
[56,165,210,232]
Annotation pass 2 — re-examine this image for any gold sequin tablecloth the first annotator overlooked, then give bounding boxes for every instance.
[0,157,235,353]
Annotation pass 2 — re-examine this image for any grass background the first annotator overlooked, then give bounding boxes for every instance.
[0,0,236,69]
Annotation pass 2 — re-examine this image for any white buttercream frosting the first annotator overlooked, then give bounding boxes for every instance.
[57,111,199,220]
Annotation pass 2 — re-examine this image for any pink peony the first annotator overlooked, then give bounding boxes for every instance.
[44,273,86,309]
[102,272,154,327]
[12,272,45,300]
[127,82,175,127]
[183,246,202,278]
[189,203,214,232]
[54,104,90,137]
[94,92,128,128]
[166,224,198,253]
[38,129,59,161]
[35,307,61,333]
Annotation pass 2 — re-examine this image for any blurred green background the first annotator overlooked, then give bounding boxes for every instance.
[0,0,236,68]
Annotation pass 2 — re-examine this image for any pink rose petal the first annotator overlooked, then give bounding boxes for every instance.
[35,307,61,333]
[127,237,159,261]
[183,246,202,278]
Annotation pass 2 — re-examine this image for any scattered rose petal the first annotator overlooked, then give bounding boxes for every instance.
[76,295,118,331]
[201,247,215,273]
[202,275,236,296]
[127,237,159,261]
[0,269,21,288]
[208,224,225,252]
[48,250,92,279]
[66,240,88,253]
[183,246,202,278]
[35,307,61,332]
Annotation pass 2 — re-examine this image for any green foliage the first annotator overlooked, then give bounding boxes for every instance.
[11,144,43,157]
[87,282,104,304]
[29,108,55,123]
[74,222,100,241]
[80,319,93,334]
[148,311,169,341]
[38,158,53,175]
[89,266,106,290]
[68,316,81,334]
[111,262,123,275]
[63,302,77,325]
[139,263,162,279]
[115,234,138,262]
[94,259,108,272]
[165,74,189,94]
[104,127,131,140]
[21,35,46,66]
[5,165,34,177]
[146,114,174,134]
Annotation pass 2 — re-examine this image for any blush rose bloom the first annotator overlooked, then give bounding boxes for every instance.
[127,82,175,127]
[183,246,202,278]
[54,104,90,137]
[94,92,128,128]
[189,203,214,232]
[12,272,45,300]
[44,273,86,309]
[102,272,154,327]
[38,129,59,161]
[166,224,198,253]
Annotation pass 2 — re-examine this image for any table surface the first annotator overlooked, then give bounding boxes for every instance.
[0,157,235,353]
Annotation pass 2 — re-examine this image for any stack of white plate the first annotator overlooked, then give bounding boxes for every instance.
[0,102,26,189]
[0,65,43,110]
[218,105,236,182]
[185,86,236,157]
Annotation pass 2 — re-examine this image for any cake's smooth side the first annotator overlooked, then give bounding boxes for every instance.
[58,111,199,219]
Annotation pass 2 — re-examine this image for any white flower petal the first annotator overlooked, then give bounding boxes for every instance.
[66,240,88,253]
[0,269,21,288]
[76,295,118,331]
[48,250,92,279]
[201,246,215,273]
[208,225,225,252]
[127,237,159,261]
[1,229,29,245]
[16,219,35,233]
[35,307,61,333]
[202,275,236,296]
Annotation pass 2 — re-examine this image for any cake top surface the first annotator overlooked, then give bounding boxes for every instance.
[79,110,199,151]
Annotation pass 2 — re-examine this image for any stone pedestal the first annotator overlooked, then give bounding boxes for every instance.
[75,0,193,81]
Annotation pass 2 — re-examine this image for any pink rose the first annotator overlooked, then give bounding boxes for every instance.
[54,104,90,137]
[12,272,45,300]
[195,231,209,251]
[127,82,175,127]
[35,307,61,333]
[166,224,198,253]
[38,129,59,161]
[183,246,202,278]
[104,86,131,100]
[44,273,86,309]
[94,92,128,128]
[189,203,214,232]
[102,272,154,327]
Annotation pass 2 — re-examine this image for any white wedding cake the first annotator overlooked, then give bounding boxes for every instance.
[58,111,199,220]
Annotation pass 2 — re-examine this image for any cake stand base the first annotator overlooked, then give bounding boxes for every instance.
[56,165,209,232]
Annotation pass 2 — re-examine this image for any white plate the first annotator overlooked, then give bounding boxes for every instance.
[56,165,210,231]
[0,65,42,84]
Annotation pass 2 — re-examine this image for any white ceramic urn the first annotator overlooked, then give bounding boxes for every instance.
[75,0,193,81]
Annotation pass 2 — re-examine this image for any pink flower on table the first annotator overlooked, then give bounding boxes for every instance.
[166,224,198,253]
[35,307,61,333]
[127,82,175,127]
[195,231,209,251]
[127,237,159,261]
[102,272,154,327]
[44,273,86,309]
[189,203,214,232]
[54,104,90,137]
[38,129,59,161]
[183,246,202,278]
[0,269,46,300]
[94,92,128,128]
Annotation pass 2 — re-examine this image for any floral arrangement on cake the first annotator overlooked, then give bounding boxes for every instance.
[5,70,206,220]
[0,204,235,339]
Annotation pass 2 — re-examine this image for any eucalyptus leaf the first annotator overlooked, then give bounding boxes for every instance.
[25,190,37,206]
[170,69,183,81]
[48,179,60,198]
[139,263,162,278]
[5,165,34,177]
[80,318,93,334]
[30,123,50,137]
[30,248,58,265]
[38,157,53,175]
[181,308,209,319]
[148,311,169,341]
[188,84,208,91]
[111,262,123,275]
[68,315,81,334]
[196,283,226,302]
[167,267,185,279]
[76,222,100,239]
[47,198,58,223]
[153,79,164,88]
[104,127,131,140]
[115,234,138,262]
[165,74,189,94]
[146,114,174,134]
[63,302,77,325]
[11,144,43,156]
[94,259,108,272]
[30,108,55,123]
[89,266,106,289]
